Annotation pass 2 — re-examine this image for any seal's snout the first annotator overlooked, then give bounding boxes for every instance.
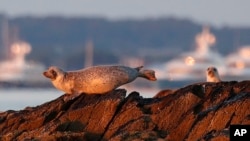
[43,70,56,80]
[207,70,213,75]
[43,71,50,78]
[43,71,48,77]
[139,70,157,81]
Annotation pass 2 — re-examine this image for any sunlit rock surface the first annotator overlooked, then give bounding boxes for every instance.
[0,81,249,141]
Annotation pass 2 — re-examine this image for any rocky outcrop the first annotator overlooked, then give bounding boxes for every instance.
[0,81,249,141]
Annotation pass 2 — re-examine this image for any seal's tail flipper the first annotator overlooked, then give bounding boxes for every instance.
[139,69,157,81]
[134,66,144,71]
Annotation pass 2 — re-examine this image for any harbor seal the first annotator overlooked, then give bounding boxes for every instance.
[43,65,157,95]
[206,66,221,82]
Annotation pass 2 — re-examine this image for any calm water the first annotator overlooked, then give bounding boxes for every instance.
[0,88,62,111]
[0,87,159,112]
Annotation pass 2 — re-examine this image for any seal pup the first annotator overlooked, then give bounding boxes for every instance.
[43,65,157,95]
[206,66,221,82]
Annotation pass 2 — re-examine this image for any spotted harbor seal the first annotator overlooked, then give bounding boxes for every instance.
[206,66,221,82]
[43,65,157,95]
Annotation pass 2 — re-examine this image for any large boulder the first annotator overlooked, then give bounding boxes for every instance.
[0,81,249,141]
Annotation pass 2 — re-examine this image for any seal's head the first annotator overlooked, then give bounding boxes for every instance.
[43,66,65,81]
[206,66,221,82]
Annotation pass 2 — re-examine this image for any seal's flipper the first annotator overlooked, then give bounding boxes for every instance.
[134,66,143,71]
[139,69,157,81]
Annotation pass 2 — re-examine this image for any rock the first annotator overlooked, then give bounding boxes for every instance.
[0,81,249,141]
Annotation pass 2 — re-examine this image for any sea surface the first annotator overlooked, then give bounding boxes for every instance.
[0,87,159,112]
[0,88,62,111]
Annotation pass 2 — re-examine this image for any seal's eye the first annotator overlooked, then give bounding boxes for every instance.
[51,69,57,78]
[213,68,217,72]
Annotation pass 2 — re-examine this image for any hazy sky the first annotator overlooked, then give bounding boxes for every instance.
[0,0,249,27]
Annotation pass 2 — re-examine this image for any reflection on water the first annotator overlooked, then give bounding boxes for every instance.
[0,88,61,111]
[0,88,159,112]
